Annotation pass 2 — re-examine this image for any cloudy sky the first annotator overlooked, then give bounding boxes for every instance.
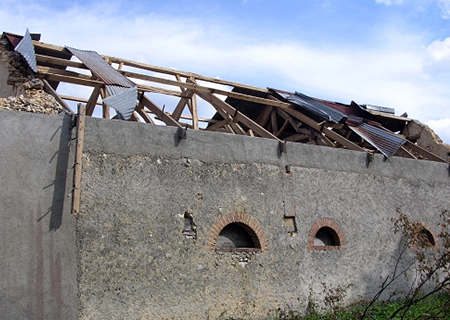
[2,0,450,143]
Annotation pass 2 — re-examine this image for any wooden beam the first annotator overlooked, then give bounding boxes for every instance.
[172,89,194,121]
[255,106,272,128]
[276,108,301,132]
[36,54,86,69]
[206,119,229,131]
[34,40,269,96]
[404,141,449,163]
[58,94,102,106]
[276,119,290,138]
[139,93,183,129]
[99,87,110,119]
[119,69,289,108]
[39,67,182,97]
[190,92,199,130]
[42,79,73,114]
[395,146,417,159]
[273,105,365,152]
[285,133,310,142]
[271,109,278,135]
[72,104,86,215]
[135,104,154,124]
[191,84,281,141]
[85,85,102,116]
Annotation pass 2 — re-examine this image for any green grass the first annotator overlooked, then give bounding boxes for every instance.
[275,293,450,320]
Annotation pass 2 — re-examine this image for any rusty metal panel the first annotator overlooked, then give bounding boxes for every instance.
[14,29,37,73]
[65,46,135,88]
[287,92,347,123]
[350,123,406,157]
[103,86,137,120]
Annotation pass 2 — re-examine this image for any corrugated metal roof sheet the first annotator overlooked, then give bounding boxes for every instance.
[65,46,137,120]
[65,46,135,88]
[103,86,137,120]
[14,29,37,73]
[287,92,347,123]
[350,123,406,157]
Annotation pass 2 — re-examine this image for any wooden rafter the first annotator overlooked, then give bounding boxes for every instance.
[29,39,449,163]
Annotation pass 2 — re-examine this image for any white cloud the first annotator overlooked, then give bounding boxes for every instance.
[438,0,450,18]
[375,0,404,5]
[424,37,450,74]
[426,118,450,143]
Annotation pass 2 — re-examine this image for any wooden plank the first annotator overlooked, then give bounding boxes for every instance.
[35,40,269,96]
[36,54,86,69]
[278,106,365,152]
[205,119,228,131]
[72,104,86,215]
[192,86,282,141]
[85,85,102,116]
[172,89,194,121]
[276,108,301,132]
[135,104,154,124]
[229,120,247,135]
[255,106,272,128]
[38,69,103,87]
[395,146,417,159]
[404,141,449,163]
[42,79,74,114]
[99,87,110,119]
[58,94,102,106]
[285,133,310,142]
[119,69,289,108]
[271,109,278,135]
[191,92,199,130]
[139,93,183,129]
[276,119,290,138]
[39,67,182,97]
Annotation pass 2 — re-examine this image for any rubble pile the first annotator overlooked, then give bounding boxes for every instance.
[0,79,66,115]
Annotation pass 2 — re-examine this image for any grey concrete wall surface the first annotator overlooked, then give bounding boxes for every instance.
[0,59,16,98]
[77,117,450,319]
[0,110,78,320]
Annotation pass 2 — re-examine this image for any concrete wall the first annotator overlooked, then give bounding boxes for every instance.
[0,110,77,320]
[77,117,450,319]
[0,59,16,98]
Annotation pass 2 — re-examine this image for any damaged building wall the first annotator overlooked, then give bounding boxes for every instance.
[0,110,78,320]
[77,116,450,319]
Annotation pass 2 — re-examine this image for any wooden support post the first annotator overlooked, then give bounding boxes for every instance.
[86,85,102,116]
[72,104,86,215]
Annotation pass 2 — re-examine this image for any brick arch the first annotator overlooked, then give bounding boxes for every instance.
[207,212,268,251]
[307,217,346,250]
[412,222,439,250]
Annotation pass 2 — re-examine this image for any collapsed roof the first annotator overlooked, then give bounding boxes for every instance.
[1,30,449,164]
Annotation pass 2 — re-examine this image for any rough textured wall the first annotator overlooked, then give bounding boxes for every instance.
[0,110,78,320]
[78,117,450,319]
[0,59,15,98]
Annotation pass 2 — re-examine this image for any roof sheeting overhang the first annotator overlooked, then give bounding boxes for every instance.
[349,123,407,157]
[14,29,37,73]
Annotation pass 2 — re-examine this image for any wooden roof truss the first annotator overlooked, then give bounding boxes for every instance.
[31,40,448,164]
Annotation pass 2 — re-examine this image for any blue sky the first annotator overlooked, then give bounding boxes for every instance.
[2,0,450,143]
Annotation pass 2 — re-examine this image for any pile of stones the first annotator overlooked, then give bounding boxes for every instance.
[0,79,66,115]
